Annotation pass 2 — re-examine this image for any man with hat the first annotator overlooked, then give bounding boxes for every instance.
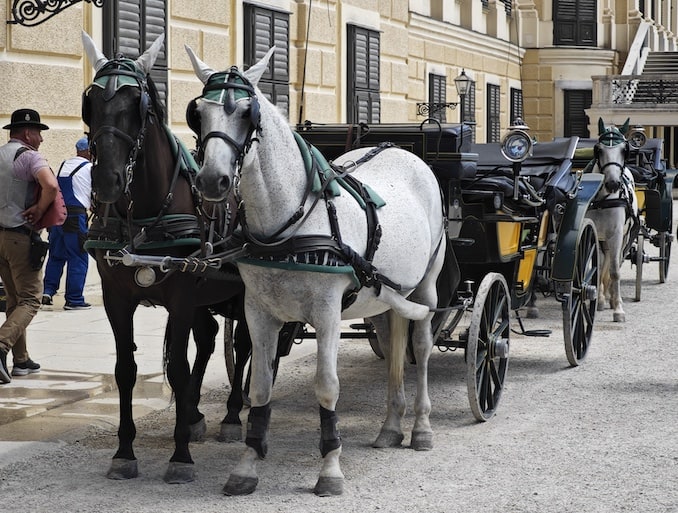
[42,136,93,311]
[0,108,58,383]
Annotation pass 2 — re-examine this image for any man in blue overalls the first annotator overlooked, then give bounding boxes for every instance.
[42,137,92,310]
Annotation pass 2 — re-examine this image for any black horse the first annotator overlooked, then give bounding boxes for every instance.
[81,32,256,484]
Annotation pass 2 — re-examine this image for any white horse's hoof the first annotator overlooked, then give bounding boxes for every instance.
[373,429,404,448]
[107,458,138,480]
[597,303,605,312]
[217,422,243,442]
[189,417,207,442]
[314,476,344,496]
[613,312,626,322]
[222,474,258,495]
[410,430,433,451]
[163,461,195,484]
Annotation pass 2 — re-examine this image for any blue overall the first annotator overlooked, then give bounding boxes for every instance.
[43,162,89,305]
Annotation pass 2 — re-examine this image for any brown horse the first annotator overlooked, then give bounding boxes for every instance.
[81,32,251,484]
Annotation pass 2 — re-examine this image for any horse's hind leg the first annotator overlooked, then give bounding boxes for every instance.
[370,312,406,449]
[187,307,218,442]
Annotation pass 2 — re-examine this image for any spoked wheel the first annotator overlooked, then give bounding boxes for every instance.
[658,231,671,283]
[466,272,510,422]
[634,233,644,302]
[563,218,599,366]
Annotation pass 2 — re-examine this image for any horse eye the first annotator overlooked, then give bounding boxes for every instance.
[242,108,251,119]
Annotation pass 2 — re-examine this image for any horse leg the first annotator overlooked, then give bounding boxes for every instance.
[163,310,198,484]
[222,308,280,496]
[370,313,406,449]
[219,319,250,442]
[608,235,626,322]
[597,242,611,311]
[410,312,434,451]
[102,292,139,480]
[309,314,344,496]
[186,307,218,442]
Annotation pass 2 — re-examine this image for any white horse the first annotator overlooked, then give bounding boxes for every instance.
[586,119,639,322]
[185,46,447,496]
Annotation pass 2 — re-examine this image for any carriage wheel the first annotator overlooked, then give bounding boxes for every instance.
[562,218,599,367]
[658,231,671,283]
[634,233,644,302]
[466,272,510,422]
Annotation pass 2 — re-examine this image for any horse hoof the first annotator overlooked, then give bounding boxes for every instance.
[410,430,433,451]
[613,312,626,322]
[163,462,195,484]
[217,422,242,442]
[222,474,258,496]
[314,476,344,496]
[372,429,404,448]
[525,307,539,319]
[107,458,138,480]
[597,303,605,312]
[189,417,207,442]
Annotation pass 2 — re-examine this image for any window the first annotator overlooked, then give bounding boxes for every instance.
[564,90,592,137]
[510,87,523,125]
[461,81,476,143]
[428,73,447,123]
[553,0,596,46]
[103,0,168,104]
[244,4,290,118]
[487,83,501,143]
[502,0,512,16]
[347,25,380,124]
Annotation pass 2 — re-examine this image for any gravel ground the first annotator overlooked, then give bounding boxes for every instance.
[1,248,677,513]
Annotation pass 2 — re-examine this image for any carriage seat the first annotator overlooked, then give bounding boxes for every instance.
[627,164,659,188]
[462,139,578,214]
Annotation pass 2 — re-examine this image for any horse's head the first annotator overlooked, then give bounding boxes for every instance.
[595,118,630,194]
[184,45,274,201]
[81,31,165,204]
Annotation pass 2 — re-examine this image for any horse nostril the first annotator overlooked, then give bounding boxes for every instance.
[220,175,231,192]
[606,181,620,193]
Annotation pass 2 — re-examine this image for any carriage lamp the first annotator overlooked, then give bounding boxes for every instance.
[501,119,533,163]
[628,125,647,149]
[454,69,472,126]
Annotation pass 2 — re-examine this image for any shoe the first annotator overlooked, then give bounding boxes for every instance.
[64,302,91,311]
[41,294,53,306]
[11,358,41,376]
[0,349,10,384]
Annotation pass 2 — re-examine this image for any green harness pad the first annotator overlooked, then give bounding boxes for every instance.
[293,132,386,210]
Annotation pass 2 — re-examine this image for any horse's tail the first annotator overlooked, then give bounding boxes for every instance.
[388,311,409,389]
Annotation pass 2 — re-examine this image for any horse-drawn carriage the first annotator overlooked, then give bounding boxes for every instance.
[296,120,601,421]
[81,37,617,495]
[572,128,676,301]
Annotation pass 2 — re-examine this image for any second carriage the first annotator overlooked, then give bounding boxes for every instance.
[297,120,602,421]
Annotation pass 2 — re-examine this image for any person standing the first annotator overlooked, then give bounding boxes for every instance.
[0,108,58,383]
[42,137,92,311]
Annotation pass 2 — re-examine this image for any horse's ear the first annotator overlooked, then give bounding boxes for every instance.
[598,118,605,135]
[244,47,276,87]
[185,45,216,85]
[82,31,108,72]
[621,118,630,135]
[135,33,165,76]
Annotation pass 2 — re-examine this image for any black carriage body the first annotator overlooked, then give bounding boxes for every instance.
[449,138,579,309]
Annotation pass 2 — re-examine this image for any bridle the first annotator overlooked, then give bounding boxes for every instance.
[187,66,261,169]
[83,57,155,196]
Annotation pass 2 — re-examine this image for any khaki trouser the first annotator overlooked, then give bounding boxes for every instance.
[0,230,42,364]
